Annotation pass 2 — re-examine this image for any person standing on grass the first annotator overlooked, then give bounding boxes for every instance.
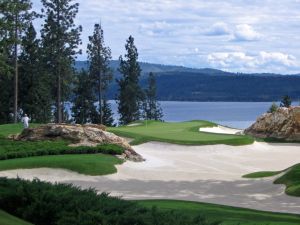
[22,114,30,129]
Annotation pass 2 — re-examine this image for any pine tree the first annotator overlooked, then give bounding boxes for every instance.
[143,72,163,121]
[267,102,278,113]
[0,0,37,123]
[280,95,292,108]
[117,36,143,125]
[41,0,82,123]
[71,70,97,124]
[102,99,114,126]
[19,23,52,122]
[87,23,113,125]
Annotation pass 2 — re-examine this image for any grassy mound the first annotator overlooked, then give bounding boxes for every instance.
[0,210,33,225]
[0,124,124,175]
[243,164,300,197]
[108,120,254,146]
[0,154,122,175]
[138,200,300,225]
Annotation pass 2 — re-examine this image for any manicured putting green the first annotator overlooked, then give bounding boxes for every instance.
[0,210,33,225]
[108,120,254,145]
[0,154,123,176]
[137,200,300,225]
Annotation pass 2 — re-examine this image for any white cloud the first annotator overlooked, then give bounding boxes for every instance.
[31,0,300,73]
[232,24,262,41]
[207,51,298,73]
[205,22,230,36]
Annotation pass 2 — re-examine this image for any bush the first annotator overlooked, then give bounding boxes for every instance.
[267,102,278,113]
[0,178,220,225]
[0,137,125,161]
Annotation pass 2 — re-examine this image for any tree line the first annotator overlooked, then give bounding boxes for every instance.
[0,0,163,126]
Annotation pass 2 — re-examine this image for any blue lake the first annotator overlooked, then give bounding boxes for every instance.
[108,101,276,129]
[65,101,296,129]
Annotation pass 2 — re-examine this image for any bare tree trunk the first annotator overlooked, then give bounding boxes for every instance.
[98,71,103,124]
[13,12,18,123]
[57,67,62,123]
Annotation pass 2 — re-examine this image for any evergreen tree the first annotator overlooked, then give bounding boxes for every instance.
[143,72,163,121]
[117,36,143,125]
[87,23,113,125]
[101,99,114,126]
[71,70,97,124]
[280,95,292,108]
[41,0,82,123]
[0,0,37,123]
[19,23,52,122]
[267,102,278,113]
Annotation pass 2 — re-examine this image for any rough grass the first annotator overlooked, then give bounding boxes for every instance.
[0,154,123,175]
[137,200,300,225]
[0,210,33,225]
[108,120,254,146]
[0,137,124,160]
[243,164,300,197]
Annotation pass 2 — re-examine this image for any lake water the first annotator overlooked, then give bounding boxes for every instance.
[66,101,296,129]
[108,101,278,129]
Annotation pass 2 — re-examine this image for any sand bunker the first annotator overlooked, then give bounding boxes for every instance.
[199,125,243,135]
[1,141,300,213]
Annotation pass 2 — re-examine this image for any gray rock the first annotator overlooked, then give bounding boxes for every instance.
[17,124,144,162]
[245,107,300,141]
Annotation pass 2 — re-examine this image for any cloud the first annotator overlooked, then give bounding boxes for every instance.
[207,51,298,73]
[232,24,262,41]
[31,0,300,73]
[139,21,175,36]
[205,22,230,36]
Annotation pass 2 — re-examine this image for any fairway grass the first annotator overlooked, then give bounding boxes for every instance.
[243,164,300,197]
[108,120,254,146]
[0,210,33,225]
[137,200,300,225]
[0,154,123,176]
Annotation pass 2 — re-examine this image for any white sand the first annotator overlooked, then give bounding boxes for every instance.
[127,123,142,127]
[2,141,300,213]
[199,125,243,135]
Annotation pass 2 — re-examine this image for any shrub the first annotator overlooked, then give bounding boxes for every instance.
[0,178,220,225]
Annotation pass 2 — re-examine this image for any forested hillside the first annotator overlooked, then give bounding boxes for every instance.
[76,61,300,101]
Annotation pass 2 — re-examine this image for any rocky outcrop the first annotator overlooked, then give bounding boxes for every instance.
[245,107,300,141]
[17,124,143,162]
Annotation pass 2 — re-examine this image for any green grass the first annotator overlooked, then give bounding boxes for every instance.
[0,210,33,225]
[243,164,300,197]
[108,120,254,146]
[243,171,282,178]
[0,123,39,137]
[0,154,123,175]
[0,137,124,160]
[137,200,300,225]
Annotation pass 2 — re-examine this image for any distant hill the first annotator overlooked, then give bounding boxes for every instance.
[75,61,300,102]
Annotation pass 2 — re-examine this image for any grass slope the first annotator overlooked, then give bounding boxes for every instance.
[243,164,300,197]
[0,154,123,175]
[0,123,39,137]
[0,210,33,225]
[138,200,300,225]
[108,120,254,146]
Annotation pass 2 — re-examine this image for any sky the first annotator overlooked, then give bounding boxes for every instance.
[32,0,300,74]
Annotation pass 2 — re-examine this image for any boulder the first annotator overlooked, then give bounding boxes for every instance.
[17,124,144,162]
[244,107,300,141]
